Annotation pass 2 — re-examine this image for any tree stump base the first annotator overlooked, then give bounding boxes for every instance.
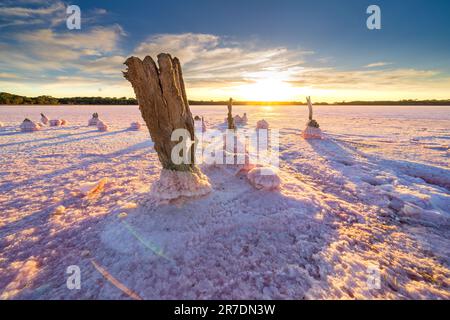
[151,168,211,201]
[124,53,211,200]
[302,126,322,139]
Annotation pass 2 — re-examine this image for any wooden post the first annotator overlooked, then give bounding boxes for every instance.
[307,96,313,121]
[123,53,211,200]
[227,98,235,130]
[123,53,195,171]
[306,96,319,128]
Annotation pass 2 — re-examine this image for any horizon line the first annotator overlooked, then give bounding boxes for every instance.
[1,91,450,106]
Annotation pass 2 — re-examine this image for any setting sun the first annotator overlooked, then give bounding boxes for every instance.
[234,78,297,101]
[231,70,307,101]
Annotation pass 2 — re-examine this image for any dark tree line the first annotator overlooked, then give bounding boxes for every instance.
[58,96,137,105]
[0,92,59,105]
[334,99,450,106]
[0,92,137,105]
[1,92,450,106]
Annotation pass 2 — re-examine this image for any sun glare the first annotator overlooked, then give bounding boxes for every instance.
[235,78,300,101]
[231,69,308,101]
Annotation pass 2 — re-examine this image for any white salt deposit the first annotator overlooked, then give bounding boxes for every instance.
[302,126,322,139]
[88,116,99,126]
[49,119,61,127]
[256,119,269,129]
[150,168,212,201]
[97,120,108,132]
[79,178,108,197]
[0,104,449,299]
[129,122,141,131]
[19,119,40,132]
[247,166,281,190]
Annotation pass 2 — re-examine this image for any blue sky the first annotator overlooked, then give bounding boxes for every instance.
[0,0,449,101]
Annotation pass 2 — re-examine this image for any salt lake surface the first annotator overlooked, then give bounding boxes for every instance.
[0,105,449,299]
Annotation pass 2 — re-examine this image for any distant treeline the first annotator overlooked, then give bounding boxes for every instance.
[190,99,450,106]
[335,99,450,106]
[0,92,59,105]
[189,100,309,105]
[0,92,136,105]
[1,92,450,106]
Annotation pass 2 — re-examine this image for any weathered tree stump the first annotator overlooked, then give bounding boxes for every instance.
[306,96,320,128]
[123,53,211,200]
[124,53,195,171]
[302,96,322,139]
[227,98,236,130]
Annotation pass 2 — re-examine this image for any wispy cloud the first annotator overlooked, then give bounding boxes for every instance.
[134,33,308,88]
[131,33,450,100]
[0,1,112,29]
[0,2,63,18]
[0,1,65,29]
[0,72,20,79]
[0,0,127,96]
[365,62,393,68]
[1,22,449,100]
[18,26,124,55]
[288,67,438,88]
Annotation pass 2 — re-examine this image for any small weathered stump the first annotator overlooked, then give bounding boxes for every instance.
[124,53,211,200]
[40,113,49,125]
[241,113,248,124]
[227,98,236,130]
[201,116,207,132]
[302,96,322,139]
[194,117,207,133]
[88,113,99,126]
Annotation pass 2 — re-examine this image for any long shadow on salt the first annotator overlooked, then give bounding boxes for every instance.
[97,166,341,299]
[303,137,450,297]
[26,129,130,151]
[0,127,98,148]
[0,140,156,299]
[0,140,154,195]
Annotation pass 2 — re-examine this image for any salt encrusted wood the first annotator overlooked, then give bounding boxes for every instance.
[124,53,196,171]
[227,98,236,130]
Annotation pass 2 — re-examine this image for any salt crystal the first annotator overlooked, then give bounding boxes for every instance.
[54,205,66,215]
[97,120,108,132]
[247,167,281,190]
[49,119,61,127]
[79,178,108,197]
